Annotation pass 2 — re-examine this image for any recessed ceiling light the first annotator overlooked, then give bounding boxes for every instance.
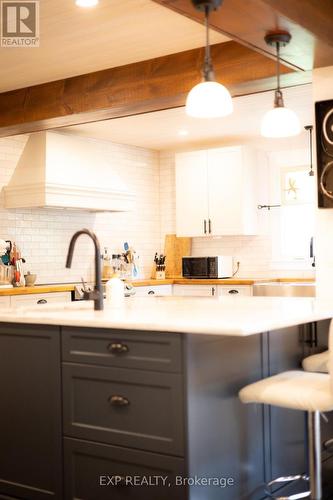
[76,0,99,7]
[178,129,189,137]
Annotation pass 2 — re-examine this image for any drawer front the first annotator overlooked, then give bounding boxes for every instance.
[218,285,252,296]
[63,364,184,456]
[134,285,173,297]
[64,438,186,500]
[0,297,10,308]
[173,285,215,297]
[62,328,182,373]
[11,292,71,307]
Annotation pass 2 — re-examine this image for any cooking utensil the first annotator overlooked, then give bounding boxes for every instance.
[1,240,11,265]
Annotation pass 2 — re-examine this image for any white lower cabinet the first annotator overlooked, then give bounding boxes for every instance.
[10,291,72,307]
[134,285,173,297]
[173,284,252,297]
[0,296,10,307]
[218,285,253,296]
[173,285,217,297]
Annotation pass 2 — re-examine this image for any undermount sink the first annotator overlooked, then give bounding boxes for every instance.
[253,282,316,298]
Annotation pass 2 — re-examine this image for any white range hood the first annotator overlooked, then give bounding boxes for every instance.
[4,131,135,212]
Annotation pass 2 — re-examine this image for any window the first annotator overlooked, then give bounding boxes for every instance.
[270,163,315,268]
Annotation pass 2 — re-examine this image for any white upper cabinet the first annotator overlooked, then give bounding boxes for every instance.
[176,146,257,237]
[175,150,209,237]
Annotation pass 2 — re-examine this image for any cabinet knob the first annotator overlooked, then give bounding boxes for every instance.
[108,395,130,407]
[107,342,129,354]
[228,289,239,294]
[37,299,47,305]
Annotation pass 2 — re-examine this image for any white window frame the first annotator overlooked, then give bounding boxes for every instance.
[268,157,316,270]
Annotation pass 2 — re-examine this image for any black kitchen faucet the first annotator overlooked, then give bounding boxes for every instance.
[66,229,104,311]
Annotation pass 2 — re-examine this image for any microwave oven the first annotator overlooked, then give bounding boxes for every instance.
[182,256,233,279]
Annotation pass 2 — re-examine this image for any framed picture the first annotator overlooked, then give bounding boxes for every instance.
[280,166,314,205]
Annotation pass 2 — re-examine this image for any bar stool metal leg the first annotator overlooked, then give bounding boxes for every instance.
[323,437,333,453]
[264,411,322,500]
[308,411,322,500]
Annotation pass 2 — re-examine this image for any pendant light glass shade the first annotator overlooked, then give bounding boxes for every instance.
[261,106,301,138]
[186,81,233,118]
[185,1,232,119]
[76,0,98,7]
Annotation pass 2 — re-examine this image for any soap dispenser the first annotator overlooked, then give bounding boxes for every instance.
[105,273,125,308]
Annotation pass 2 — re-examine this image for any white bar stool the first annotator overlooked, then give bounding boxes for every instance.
[239,322,333,500]
[303,350,333,454]
[303,351,329,374]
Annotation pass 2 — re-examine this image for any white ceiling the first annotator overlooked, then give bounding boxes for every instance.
[62,84,313,151]
[0,0,227,92]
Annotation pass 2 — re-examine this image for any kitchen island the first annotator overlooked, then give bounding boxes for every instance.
[0,296,332,500]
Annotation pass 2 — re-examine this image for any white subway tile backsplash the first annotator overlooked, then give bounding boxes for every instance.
[0,135,315,284]
[0,135,161,283]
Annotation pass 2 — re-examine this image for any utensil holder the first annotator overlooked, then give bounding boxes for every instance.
[0,265,13,285]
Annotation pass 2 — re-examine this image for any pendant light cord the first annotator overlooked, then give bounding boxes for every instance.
[203,5,214,81]
[276,42,280,92]
[205,5,210,61]
[274,41,284,107]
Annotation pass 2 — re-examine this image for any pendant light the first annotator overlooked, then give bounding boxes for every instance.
[186,0,233,118]
[261,31,301,138]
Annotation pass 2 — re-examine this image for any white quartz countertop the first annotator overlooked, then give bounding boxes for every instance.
[0,296,332,336]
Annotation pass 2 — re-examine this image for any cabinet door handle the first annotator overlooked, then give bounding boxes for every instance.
[108,395,130,407]
[228,289,239,294]
[212,287,215,296]
[37,299,47,305]
[107,342,129,354]
[208,219,212,234]
[148,290,155,295]
[204,219,207,234]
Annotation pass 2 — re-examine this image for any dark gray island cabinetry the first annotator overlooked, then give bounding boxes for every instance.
[0,321,331,500]
[0,324,62,500]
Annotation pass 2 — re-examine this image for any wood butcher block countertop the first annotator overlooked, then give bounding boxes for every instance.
[0,284,75,296]
[0,277,315,296]
[131,277,316,286]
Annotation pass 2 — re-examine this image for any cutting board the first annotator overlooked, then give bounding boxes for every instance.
[164,234,192,278]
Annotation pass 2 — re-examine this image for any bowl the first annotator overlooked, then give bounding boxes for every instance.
[24,273,37,287]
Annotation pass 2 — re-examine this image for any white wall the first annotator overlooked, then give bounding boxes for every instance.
[313,66,333,297]
[0,135,161,283]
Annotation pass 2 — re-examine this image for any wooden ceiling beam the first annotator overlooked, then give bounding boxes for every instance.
[153,0,333,70]
[260,0,333,47]
[0,41,303,138]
